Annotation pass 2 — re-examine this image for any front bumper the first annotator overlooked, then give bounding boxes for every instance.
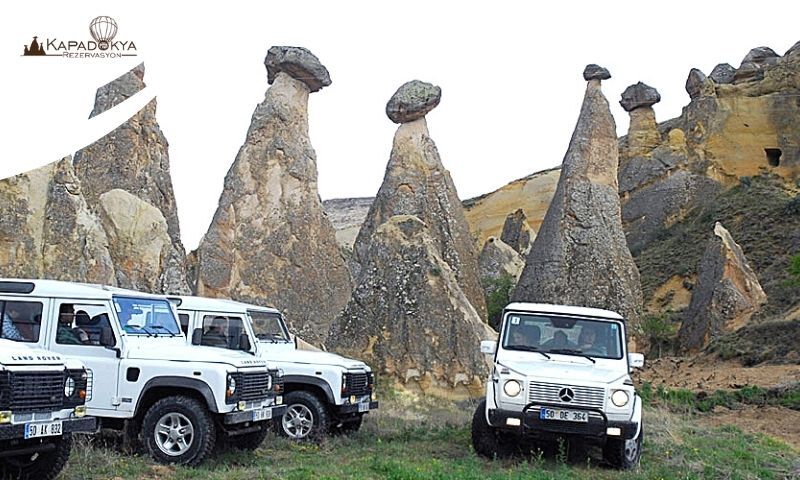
[489,403,637,441]
[336,401,379,415]
[0,416,97,442]
[223,404,287,425]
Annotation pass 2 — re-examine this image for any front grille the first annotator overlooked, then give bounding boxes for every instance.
[528,382,605,409]
[236,371,272,402]
[0,371,65,413]
[343,372,370,397]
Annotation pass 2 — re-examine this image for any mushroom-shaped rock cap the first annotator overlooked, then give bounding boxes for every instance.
[709,63,736,84]
[685,68,715,100]
[386,80,442,124]
[619,82,661,112]
[264,46,331,92]
[583,64,611,81]
[741,46,780,66]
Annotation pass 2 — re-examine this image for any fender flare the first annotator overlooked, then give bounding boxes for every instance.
[282,375,336,404]
[135,376,218,415]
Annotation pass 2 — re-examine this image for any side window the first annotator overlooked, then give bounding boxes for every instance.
[178,314,190,336]
[0,300,43,343]
[56,302,116,347]
[200,315,245,350]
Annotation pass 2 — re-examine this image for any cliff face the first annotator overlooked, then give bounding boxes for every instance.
[194,47,351,344]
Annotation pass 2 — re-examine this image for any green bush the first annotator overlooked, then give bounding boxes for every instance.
[641,312,677,358]
[483,274,515,329]
[788,254,800,287]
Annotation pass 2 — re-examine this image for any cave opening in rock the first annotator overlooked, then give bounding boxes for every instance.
[765,148,782,167]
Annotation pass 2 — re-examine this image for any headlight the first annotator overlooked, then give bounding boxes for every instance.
[611,389,630,407]
[503,380,522,397]
[64,377,76,397]
[227,375,237,397]
[277,368,284,377]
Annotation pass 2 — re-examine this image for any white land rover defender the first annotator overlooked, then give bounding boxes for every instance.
[0,279,285,466]
[173,296,378,440]
[0,337,96,480]
[473,303,645,469]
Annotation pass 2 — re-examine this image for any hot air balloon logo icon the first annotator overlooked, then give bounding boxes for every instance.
[89,16,118,51]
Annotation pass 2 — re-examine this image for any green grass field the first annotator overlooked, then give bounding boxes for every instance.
[60,394,799,480]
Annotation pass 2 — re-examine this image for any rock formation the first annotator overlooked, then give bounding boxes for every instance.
[330,216,492,397]
[351,80,486,318]
[73,63,189,294]
[677,223,767,351]
[500,208,535,256]
[0,158,115,284]
[512,66,644,332]
[328,82,492,396]
[193,46,351,344]
[478,236,524,281]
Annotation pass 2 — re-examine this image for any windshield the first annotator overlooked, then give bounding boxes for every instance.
[113,296,182,336]
[502,313,623,360]
[249,310,290,342]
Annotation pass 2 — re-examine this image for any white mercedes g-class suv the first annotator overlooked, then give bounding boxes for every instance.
[0,279,285,466]
[173,296,378,440]
[473,302,645,469]
[0,335,96,479]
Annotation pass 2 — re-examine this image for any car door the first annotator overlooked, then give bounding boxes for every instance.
[45,298,123,413]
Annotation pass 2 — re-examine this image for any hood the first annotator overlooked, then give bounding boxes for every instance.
[499,357,627,385]
[0,340,65,366]
[126,343,267,369]
[260,349,367,370]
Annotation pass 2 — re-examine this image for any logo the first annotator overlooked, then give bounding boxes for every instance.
[558,387,575,402]
[22,16,137,59]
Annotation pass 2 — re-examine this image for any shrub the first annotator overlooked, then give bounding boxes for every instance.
[483,274,515,329]
[641,312,677,358]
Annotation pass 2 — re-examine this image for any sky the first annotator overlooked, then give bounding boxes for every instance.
[1,1,798,250]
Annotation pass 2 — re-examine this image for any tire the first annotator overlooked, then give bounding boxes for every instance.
[471,400,514,459]
[141,395,216,466]
[274,391,330,441]
[228,424,269,451]
[0,435,72,480]
[603,425,643,470]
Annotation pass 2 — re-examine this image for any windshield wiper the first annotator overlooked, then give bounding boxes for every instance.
[150,325,178,337]
[547,348,596,364]
[506,344,551,360]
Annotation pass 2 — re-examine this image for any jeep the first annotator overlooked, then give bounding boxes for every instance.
[0,279,285,466]
[472,302,645,469]
[172,296,378,440]
[0,335,96,480]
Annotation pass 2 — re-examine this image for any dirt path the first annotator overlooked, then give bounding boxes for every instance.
[637,356,800,390]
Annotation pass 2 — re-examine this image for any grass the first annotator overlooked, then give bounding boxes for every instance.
[59,395,799,480]
[639,381,800,413]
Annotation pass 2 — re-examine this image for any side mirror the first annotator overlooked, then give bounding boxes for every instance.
[239,333,251,352]
[191,328,202,346]
[628,352,645,369]
[480,340,497,355]
[292,334,298,350]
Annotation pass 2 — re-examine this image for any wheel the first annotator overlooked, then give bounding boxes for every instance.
[228,424,269,451]
[0,435,72,480]
[471,399,514,459]
[141,395,216,466]
[275,391,330,440]
[603,425,643,469]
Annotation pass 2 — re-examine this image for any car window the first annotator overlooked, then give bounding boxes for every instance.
[249,311,290,342]
[178,313,190,336]
[200,315,247,350]
[503,314,623,359]
[0,300,43,343]
[55,302,116,347]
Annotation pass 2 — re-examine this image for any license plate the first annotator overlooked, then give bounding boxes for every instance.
[24,420,63,439]
[539,408,588,423]
[358,402,370,413]
[252,408,272,421]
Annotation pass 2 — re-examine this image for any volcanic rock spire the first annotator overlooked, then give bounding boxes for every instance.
[512,66,643,333]
[194,47,351,344]
[329,81,493,396]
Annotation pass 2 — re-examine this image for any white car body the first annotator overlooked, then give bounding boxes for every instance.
[0,280,282,443]
[477,302,644,466]
[173,296,378,435]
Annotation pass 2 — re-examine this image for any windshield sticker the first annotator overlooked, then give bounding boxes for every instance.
[611,324,618,331]
[511,317,520,325]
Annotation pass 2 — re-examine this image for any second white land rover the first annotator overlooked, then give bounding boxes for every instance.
[173,296,378,440]
[0,279,285,466]
[472,302,645,469]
